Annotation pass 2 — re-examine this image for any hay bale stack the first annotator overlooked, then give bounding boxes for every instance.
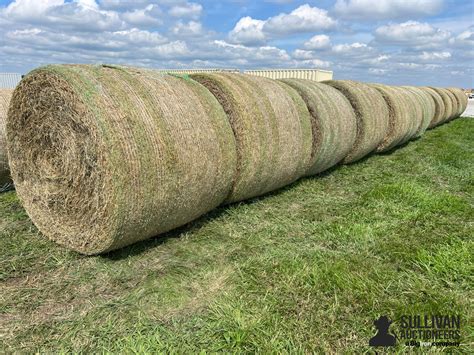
[323,80,389,163]
[446,87,467,118]
[395,87,424,140]
[190,73,312,202]
[279,79,357,175]
[7,64,237,254]
[369,84,414,151]
[420,87,445,128]
[443,89,459,122]
[0,89,13,189]
[428,87,453,124]
[402,86,435,137]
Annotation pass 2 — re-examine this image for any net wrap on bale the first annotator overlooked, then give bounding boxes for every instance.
[190,73,312,203]
[369,84,414,151]
[446,87,467,118]
[421,87,445,128]
[280,79,357,175]
[6,65,237,254]
[0,89,13,189]
[323,80,389,163]
[402,86,435,137]
[429,87,453,124]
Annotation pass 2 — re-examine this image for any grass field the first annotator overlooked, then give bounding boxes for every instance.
[0,118,472,353]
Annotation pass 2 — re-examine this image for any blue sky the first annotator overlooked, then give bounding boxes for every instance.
[0,0,472,87]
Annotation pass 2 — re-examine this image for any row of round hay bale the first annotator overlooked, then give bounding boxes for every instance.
[322,80,389,163]
[428,87,454,125]
[0,89,13,189]
[278,79,357,175]
[190,73,312,202]
[402,86,435,137]
[7,64,238,254]
[420,87,445,128]
[369,84,414,151]
[446,87,467,118]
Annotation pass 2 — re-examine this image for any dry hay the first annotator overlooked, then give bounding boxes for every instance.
[443,89,459,122]
[420,87,445,128]
[428,87,453,124]
[279,79,357,175]
[402,86,435,137]
[446,87,467,118]
[191,73,312,203]
[394,87,424,140]
[369,84,414,151]
[0,89,13,189]
[323,80,389,163]
[7,64,238,254]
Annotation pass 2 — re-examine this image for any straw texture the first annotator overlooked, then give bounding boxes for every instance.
[402,86,435,137]
[191,73,312,203]
[429,87,453,124]
[0,89,13,188]
[323,80,389,163]
[421,87,445,128]
[7,64,237,254]
[446,87,467,118]
[280,79,357,175]
[369,84,414,151]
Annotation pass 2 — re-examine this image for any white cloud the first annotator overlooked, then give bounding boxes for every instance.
[229,4,336,45]
[332,42,370,54]
[419,51,451,61]
[229,16,266,45]
[122,4,162,27]
[171,21,203,37]
[303,34,331,50]
[1,0,125,31]
[374,21,451,48]
[292,49,315,59]
[263,4,336,34]
[169,2,202,19]
[299,59,331,68]
[334,0,443,20]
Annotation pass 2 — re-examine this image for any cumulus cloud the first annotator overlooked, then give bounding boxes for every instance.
[122,4,162,27]
[374,21,451,48]
[168,2,202,19]
[229,4,336,45]
[171,21,204,37]
[334,0,443,20]
[229,17,266,46]
[304,35,331,50]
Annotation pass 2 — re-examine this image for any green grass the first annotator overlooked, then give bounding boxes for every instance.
[0,118,472,353]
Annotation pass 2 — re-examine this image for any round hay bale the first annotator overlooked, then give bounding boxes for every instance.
[420,87,445,128]
[402,86,435,137]
[279,79,357,175]
[443,89,458,122]
[0,89,13,189]
[323,80,389,163]
[369,84,414,151]
[446,87,467,118]
[7,64,237,254]
[281,79,357,176]
[190,73,312,203]
[395,87,424,140]
[428,87,453,124]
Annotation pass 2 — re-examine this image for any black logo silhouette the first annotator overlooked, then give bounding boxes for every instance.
[369,316,396,347]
